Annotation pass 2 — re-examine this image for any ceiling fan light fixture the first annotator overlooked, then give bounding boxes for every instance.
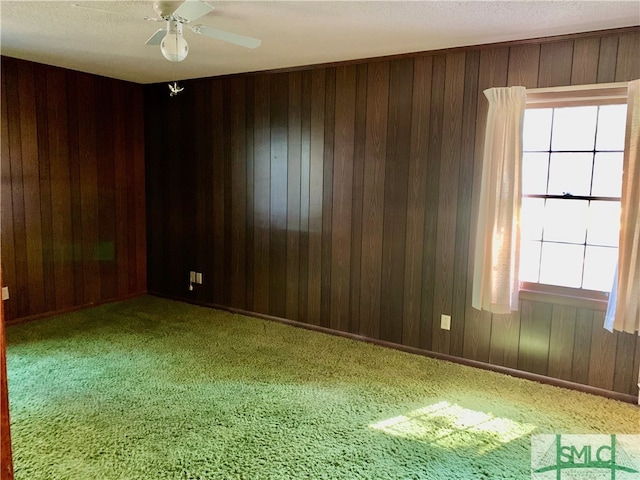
[161,21,188,62]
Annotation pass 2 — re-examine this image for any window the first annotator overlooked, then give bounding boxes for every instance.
[519,85,628,299]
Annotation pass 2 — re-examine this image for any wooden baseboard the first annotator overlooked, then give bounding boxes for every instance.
[151,291,639,405]
[5,291,148,327]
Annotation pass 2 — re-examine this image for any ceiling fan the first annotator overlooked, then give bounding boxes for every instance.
[73,0,261,63]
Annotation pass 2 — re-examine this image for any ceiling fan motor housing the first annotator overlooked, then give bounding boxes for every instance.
[153,1,182,19]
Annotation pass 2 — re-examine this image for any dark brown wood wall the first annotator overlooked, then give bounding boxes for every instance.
[1,57,147,323]
[145,28,640,396]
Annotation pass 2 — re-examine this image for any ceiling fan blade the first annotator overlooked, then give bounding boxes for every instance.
[72,3,130,16]
[173,0,215,23]
[190,25,261,49]
[146,29,168,46]
[71,4,162,22]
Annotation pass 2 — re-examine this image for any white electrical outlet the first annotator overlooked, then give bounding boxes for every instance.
[195,272,203,284]
[441,314,451,330]
[2,287,8,301]
[190,271,196,283]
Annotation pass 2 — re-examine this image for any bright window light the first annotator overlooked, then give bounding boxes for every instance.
[519,103,626,293]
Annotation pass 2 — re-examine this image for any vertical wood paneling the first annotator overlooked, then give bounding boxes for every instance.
[229,79,248,308]
[507,44,540,87]
[125,84,143,298]
[380,58,413,344]
[615,33,640,81]
[269,73,288,318]
[307,69,325,326]
[450,50,480,358]
[359,61,389,339]
[330,66,357,332]
[402,56,432,348]
[131,87,146,294]
[571,38,600,85]
[419,55,445,351]
[597,36,619,83]
[18,62,46,314]
[6,61,30,317]
[298,71,312,323]
[349,63,368,334]
[431,52,465,354]
[77,74,101,303]
[35,66,55,312]
[211,79,226,304]
[588,311,617,391]
[253,75,271,313]
[95,78,117,301]
[1,59,145,323]
[223,85,234,307]
[518,300,552,375]
[538,40,574,87]
[192,80,210,304]
[143,89,160,293]
[286,72,302,320]
[489,312,521,369]
[115,80,131,297]
[142,29,640,398]
[547,305,577,381]
[244,76,256,310]
[161,86,183,295]
[320,68,336,329]
[572,308,594,386]
[1,65,18,321]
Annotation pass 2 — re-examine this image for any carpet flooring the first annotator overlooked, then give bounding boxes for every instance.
[6,296,639,479]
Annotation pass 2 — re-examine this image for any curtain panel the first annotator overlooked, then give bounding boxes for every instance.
[472,87,526,314]
[606,79,640,335]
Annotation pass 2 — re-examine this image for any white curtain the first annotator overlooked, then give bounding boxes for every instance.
[605,79,640,335]
[472,87,526,314]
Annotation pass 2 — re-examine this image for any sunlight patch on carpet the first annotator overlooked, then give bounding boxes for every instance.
[370,400,537,454]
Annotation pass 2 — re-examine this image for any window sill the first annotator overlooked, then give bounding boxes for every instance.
[519,283,609,311]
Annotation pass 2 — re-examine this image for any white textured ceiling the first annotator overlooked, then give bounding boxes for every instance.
[1,1,639,84]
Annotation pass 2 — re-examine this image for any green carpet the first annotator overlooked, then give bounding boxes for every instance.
[6,296,639,479]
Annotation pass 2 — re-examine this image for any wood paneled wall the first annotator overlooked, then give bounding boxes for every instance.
[1,57,147,323]
[146,28,640,396]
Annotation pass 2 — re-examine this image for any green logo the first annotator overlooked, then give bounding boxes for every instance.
[531,434,640,479]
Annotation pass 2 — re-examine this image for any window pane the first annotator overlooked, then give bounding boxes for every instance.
[539,243,584,288]
[587,201,620,247]
[591,152,623,197]
[582,246,617,292]
[522,153,549,195]
[520,240,541,283]
[596,104,628,151]
[551,106,598,151]
[547,153,593,196]
[543,199,588,244]
[521,197,545,241]
[523,108,552,151]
